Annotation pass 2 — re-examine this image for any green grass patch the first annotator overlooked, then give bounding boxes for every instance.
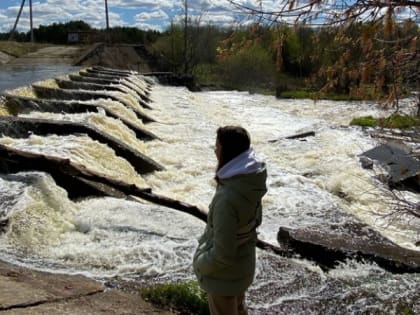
[350,115,378,127]
[350,114,420,129]
[279,90,365,100]
[141,281,209,315]
[380,114,420,129]
[279,90,314,99]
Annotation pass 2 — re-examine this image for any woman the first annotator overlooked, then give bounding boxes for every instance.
[193,126,267,315]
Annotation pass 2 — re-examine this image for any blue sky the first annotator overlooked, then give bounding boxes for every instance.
[0,0,253,33]
[1,1,417,34]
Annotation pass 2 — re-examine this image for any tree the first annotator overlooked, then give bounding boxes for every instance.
[227,0,419,26]
[227,0,419,109]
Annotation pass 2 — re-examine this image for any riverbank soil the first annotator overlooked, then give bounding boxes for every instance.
[0,260,175,314]
[6,46,87,65]
[0,41,152,71]
[77,45,152,72]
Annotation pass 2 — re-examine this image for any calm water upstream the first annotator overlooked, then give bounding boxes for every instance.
[0,64,80,92]
[0,72,419,314]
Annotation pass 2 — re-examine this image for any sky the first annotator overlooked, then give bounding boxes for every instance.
[0,0,255,33]
[0,1,418,34]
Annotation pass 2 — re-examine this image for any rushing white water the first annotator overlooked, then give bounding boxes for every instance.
[0,79,419,314]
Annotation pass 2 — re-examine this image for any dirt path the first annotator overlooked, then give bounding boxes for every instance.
[0,260,175,315]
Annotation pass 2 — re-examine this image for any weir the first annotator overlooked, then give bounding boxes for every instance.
[31,84,155,123]
[2,94,158,140]
[0,67,163,177]
[0,116,163,174]
[67,74,152,104]
[0,66,419,295]
[54,79,152,110]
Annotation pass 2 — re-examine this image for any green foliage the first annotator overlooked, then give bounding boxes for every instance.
[34,20,91,44]
[219,44,275,91]
[350,116,378,127]
[192,63,224,88]
[104,26,160,44]
[153,23,227,74]
[380,114,420,129]
[350,114,420,128]
[153,24,185,72]
[280,26,315,77]
[0,31,28,42]
[0,20,159,46]
[279,90,314,99]
[141,281,209,315]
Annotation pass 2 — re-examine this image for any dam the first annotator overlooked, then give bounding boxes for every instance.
[0,66,419,314]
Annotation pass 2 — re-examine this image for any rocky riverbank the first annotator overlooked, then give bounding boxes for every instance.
[0,260,175,314]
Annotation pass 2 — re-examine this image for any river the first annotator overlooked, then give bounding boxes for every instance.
[0,70,419,314]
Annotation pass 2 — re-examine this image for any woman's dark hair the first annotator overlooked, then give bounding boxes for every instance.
[216,125,251,172]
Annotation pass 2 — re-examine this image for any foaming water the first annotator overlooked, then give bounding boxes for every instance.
[0,134,146,187]
[19,111,148,154]
[0,82,419,313]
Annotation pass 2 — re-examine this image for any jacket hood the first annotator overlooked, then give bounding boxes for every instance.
[217,148,267,202]
[217,148,264,179]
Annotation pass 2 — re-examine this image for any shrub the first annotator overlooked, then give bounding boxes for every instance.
[350,114,420,129]
[219,45,275,90]
[141,281,209,315]
[379,114,420,129]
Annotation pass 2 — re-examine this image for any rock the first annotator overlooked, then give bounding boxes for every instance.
[359,156,373,169]
[278,222,420,273]
[0,260,175,314]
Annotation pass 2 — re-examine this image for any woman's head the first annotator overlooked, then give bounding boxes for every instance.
[215,125,251,171]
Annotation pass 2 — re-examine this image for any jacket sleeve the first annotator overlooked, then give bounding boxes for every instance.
[194,195,238,276]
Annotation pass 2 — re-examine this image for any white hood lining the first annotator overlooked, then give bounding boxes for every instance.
[217,148,264,179]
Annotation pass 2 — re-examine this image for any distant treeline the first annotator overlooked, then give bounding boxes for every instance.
[153,20,418,101]
[1,19,417,102]
[1,20,160,44]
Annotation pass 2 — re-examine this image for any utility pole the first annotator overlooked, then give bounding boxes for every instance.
[105,0,110,30]
[183,0,188,75]
[105,0,110,42]
[9,0,26,40]
[29,0,34,42]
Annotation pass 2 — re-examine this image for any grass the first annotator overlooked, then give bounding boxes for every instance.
[0,41,52,57]
[350,114,420,129]
[141,281,209,315]
[279,89,366,101]
[349,115,378,127]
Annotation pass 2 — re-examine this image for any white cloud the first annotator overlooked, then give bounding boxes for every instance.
[134,9,171,31]
[135,10,169,21]
[112,0,173,10]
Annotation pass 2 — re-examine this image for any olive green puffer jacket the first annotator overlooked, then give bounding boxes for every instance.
[193,165,267,296]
